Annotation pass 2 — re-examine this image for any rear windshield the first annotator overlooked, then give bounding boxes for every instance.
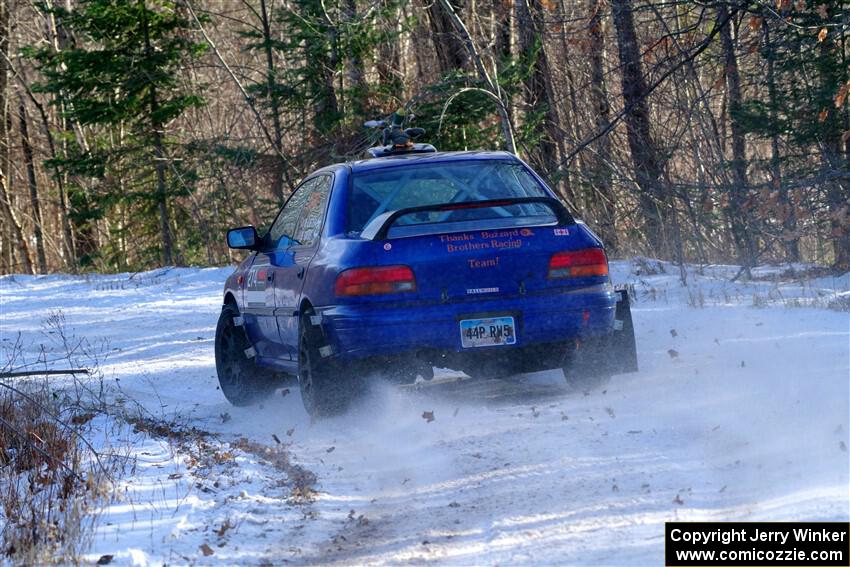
[347,160,554,233]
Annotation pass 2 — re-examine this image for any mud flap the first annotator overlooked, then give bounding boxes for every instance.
[610,287,638,373]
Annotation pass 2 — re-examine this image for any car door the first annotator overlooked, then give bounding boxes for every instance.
[274,174,333,356]
[243,177,316,360]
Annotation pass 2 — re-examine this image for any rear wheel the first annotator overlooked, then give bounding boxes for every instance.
[298,315,364,417]
[215,303,286,406]
[562,336,614,390]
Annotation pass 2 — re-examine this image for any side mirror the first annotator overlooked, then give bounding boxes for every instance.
[227,226,259,250]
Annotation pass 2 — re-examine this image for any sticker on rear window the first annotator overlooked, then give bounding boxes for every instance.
[554,228,570,236]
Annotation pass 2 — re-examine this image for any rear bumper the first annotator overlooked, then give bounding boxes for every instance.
[318,284,616,360]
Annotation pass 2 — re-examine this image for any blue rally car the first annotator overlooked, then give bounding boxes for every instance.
[216,131,637,417]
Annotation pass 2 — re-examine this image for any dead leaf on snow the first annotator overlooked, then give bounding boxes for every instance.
[422,410,435,423]
[673,494,684,505]
[326,446,335,453]
[97,555,114,565]
[840,441,847,452]
[667,349,679,359]
[200,543,215,556]
[670,329,678,337]
[286,428,295,437]
[71,412,96,425]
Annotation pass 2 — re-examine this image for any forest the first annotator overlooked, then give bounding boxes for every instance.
[0,0,848,274]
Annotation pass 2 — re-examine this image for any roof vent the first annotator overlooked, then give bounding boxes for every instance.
[365,143,437,158]
[364,109,436,158]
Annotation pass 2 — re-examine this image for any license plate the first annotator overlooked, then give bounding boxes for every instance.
[459,316,516,348]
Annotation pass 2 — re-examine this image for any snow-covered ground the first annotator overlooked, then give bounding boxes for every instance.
[1,260,848,566]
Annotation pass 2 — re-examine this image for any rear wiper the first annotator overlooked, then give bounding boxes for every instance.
[360,197,575,240]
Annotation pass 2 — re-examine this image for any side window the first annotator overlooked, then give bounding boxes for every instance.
[292,175,332,247]
[267,178,319,248]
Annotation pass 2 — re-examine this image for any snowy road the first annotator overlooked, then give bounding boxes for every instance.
[1,261,848,566]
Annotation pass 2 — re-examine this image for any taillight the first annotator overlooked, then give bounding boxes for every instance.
[548,248,609,279]
[335,265,416,297]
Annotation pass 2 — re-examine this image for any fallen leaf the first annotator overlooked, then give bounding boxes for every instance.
[605,407,615,418]
[286,428,295,437]
[817,27,828,42]
[167,473,183,480]
[280,388,290,397]
[200,543,214,556]
[673,494,684,505]
[448,501,460,508]
[215,520,233,538]
[741,360,746,368]
[670,328,678,337]
[667,349,679,359]
[71,412,96,425]
[220,412,231,424]
[326,446,335,453]
[819,108,829,122]
[422,410,435,423]
[97,555,114,565]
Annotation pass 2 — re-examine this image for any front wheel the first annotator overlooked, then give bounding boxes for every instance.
[298,316,364,418]
[215,304,286,406]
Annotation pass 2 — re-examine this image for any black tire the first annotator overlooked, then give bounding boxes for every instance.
[215,303,285,406]
[563,336,614,391]
[298,315,364,418]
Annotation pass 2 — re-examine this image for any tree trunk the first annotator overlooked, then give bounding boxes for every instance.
[718,3,756,271]
[18,99,47,273]
[259,0,286,202]
[515,0,560,180]
[342,0,368,118]
[376,0,402,95]
[0,3,33,274]
[584,0,616,250]
[611,0,666,255]
[763,21,798,261]
[141,0,174,266]
[427,0,469,74]
[45,0,79,270]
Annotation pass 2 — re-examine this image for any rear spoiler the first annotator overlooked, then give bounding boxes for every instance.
[360,197,575,241]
